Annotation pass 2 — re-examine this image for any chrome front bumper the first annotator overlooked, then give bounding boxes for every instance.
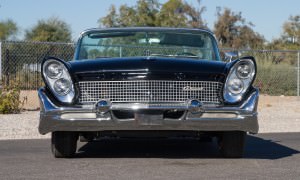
[38,88,259,134]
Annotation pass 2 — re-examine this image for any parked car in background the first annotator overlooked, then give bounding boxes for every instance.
[38,27,259,158]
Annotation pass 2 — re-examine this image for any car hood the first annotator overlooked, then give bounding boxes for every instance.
[68,57,227,82]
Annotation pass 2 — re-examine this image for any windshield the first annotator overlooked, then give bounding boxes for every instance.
[76,30,219,61]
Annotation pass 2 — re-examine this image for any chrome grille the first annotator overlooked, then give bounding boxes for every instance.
[78,81,223,104]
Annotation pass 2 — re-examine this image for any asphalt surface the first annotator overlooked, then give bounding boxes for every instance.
[0,133,299,180]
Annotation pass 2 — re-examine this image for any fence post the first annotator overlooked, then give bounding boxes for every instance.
[297,50,300,97]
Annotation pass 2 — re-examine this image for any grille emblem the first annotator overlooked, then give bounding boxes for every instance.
[182,86,205,91]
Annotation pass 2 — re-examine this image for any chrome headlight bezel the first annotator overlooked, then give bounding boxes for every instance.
[235,60,255,79]
[42,57,75,103]
[223,58,256,103]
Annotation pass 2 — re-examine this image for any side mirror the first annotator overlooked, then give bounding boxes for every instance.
[224,52,239,62]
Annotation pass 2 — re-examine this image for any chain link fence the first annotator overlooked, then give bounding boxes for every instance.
[1,41,299,96]
[221,49,300,96]
[0,41,75,89]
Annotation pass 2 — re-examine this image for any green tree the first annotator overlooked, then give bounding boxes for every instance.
[157,0,206,28]
[0,19,18,41]
[183,0,206,28]
[99,0,206,28]
[268,15,300,50]
[283,15,300,43]
[100,0,160,27]
[25,17,72,42]
[100,5,119,27]
[214,8,264,49]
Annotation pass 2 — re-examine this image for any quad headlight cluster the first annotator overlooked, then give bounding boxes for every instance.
[42,58,75,103]
[224,59,256,103]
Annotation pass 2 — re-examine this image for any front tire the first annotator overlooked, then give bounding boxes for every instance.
[219,131,246,158]
[51,131,78,158]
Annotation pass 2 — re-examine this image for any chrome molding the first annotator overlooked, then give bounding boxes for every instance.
[38,88,259,134]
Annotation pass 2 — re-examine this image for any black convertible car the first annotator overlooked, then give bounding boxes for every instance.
[38,27,259,158]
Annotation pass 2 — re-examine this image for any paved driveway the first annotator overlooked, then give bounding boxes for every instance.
[0,133,299,179]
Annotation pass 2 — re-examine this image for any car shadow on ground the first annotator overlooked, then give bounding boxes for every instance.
[244,134,299,159]
[76,134,299,159]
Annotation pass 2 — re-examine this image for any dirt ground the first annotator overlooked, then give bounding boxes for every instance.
[258,95,300,133]
[20,90,40,110]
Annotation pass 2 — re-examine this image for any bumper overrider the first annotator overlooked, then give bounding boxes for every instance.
[38,88,259,135]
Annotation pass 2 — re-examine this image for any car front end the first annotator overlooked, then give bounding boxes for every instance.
[38,27,259,158]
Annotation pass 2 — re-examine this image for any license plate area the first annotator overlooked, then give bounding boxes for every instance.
[135,111,163,125]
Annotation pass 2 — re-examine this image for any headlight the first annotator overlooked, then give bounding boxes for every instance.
[224,59,256,103]
[227,78,244,94]
[54,78,72,95]
[42,58,75,103]
[236,61,255,79]
[45,61,63,79]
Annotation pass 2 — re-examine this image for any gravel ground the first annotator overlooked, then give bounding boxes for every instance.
[0,96,299,140]
[258,95,300,133]
[0,111,50,140]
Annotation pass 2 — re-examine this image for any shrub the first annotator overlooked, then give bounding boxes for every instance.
[0,83,22,114]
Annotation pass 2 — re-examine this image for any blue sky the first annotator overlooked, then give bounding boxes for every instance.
[0,0,299,42]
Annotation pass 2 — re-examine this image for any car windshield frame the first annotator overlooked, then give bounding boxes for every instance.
[74,28,221,61]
